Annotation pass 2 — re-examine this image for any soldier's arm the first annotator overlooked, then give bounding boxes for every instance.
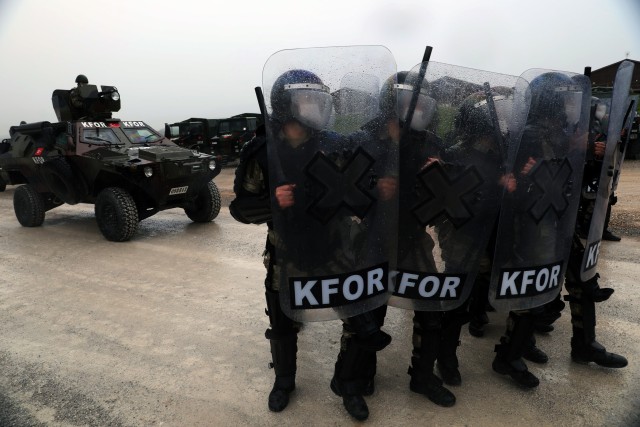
[229,137,272,224]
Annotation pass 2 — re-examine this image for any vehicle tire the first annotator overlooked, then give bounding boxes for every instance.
[14,184,45,227]
[40,158,87,205]
[95,187,139,242]
[0,176,6,192]
[185,180,221,222]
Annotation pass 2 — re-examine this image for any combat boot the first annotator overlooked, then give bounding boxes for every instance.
[571,337,628,368]
[492,351,540,388]
[492,313,539,388]
[330,377,369,421]
[409,359,456,407]
[268,375,295,412]
[523,336,548,364]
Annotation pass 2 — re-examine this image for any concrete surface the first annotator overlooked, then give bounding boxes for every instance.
[0,162,639,427]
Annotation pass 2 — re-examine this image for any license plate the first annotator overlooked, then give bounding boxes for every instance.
[169,186,188,195]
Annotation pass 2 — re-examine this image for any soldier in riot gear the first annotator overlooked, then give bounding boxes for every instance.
[372,71,457,407]
[491,71,585,388]
[230,68,391,421]
[563,91,627,368]
[579,97,621,241]
[438,87,525,384]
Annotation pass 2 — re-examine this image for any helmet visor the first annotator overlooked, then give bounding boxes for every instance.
[396,85,436,131]
[492,96,514,134]
[557,86,583,127]
[287,84,333,130]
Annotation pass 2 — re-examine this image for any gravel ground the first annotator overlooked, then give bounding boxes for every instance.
[0,162,639,427]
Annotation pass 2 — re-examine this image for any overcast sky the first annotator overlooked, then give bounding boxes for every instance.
[1,0,638,135]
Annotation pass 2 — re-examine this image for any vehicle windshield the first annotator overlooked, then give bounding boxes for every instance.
[81,128,122,145]
[123,127,162,144]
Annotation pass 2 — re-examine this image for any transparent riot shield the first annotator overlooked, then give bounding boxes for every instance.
[489,69,591,311]
[386,61,531,311]
[612,97,638,193]
[580,61,635,281]
[262,45,397,321]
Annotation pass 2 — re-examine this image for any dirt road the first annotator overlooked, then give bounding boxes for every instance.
[0,162,639,426]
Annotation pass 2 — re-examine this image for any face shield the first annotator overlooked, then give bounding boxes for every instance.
[396,84,437,131]
[493,96,514,135]
[286,83,333,130]
[556,86,583,127]
[595,103,607,121]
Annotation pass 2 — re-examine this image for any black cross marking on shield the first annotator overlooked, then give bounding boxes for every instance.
[527,158,574,223]
[412,162,483,228]
[305,147,375,224]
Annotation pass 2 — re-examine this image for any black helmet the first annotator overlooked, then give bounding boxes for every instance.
[528,72,582,127]
[270,69,332,130]
[75,74,88,84]
[454,87,513,138]
[379,71,436,131]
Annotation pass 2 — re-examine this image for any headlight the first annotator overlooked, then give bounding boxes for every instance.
[144,166,153,177]
[111,91,120,101]
[208,160,216,170]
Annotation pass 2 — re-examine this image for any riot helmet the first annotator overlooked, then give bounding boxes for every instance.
[379,71,436,131]
[528,72,582,129]
[270,69,333,130]
[453,87,513,138]
[75,74,89,86]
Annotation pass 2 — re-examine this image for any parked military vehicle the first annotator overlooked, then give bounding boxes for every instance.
[0,83,221,241]
[165,113,261,164]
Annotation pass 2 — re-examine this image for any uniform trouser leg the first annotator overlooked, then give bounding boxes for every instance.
[563,234,626,368]
[408,311,456,407]
[564,279,627,368]
[331,309,391,421]
[264,289,298,412]
[437,307,469,386]
[334,305,387,396]
[492,310,539,388]
[468,273,490,337]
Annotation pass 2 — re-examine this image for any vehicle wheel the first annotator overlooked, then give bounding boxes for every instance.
[95,187,139,242]
[39,158,88,205]
[0,176,6,192]
[185,180,221,222]
[14,184,45,227]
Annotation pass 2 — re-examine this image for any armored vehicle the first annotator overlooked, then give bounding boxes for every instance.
[0,84,221,241]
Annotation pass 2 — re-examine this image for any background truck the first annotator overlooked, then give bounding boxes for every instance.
[165,113,262,164]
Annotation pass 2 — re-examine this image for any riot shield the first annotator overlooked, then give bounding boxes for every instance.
[386,61,531,311]
[612,97,638,193]
[489,69,591,311]
[580,61,635,281]
[262,45,398,321]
